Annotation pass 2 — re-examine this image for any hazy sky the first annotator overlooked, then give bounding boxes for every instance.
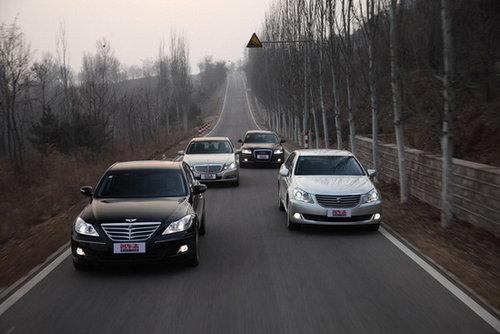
[0,0,271,73]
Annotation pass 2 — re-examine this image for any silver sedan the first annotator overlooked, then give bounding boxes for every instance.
[278,149,381,230]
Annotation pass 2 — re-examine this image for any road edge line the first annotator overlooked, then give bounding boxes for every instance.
[243,75,262,131]
[205,77,229,137]
[380,227,500,331]
[0,247,71,316]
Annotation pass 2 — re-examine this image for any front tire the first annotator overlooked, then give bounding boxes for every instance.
[199,209,206,236]
[73,260,91,271]
[186,233,199,267]
[278,185,285,211]
[285,198,299,231]
[368,223,380,231]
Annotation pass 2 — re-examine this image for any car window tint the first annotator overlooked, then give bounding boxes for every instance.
[96,170,187,198]
[244,133,278,143]
[186,140,233,154]
[294,156,364,176]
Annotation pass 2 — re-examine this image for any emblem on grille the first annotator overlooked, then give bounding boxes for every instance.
[125,218,137,223]
[336,198,341,203]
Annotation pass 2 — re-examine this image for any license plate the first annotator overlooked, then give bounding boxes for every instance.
[257,154,269,160]
[113,243,145,254]
[327,209,352,217]
[201,174,216,180]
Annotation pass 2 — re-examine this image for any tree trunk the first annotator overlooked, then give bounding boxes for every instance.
[331,66,343,149]
[440,0,455,227]
[389,0,408,203]
[368,30,379,175]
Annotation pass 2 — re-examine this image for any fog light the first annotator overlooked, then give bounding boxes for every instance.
[76,247,86,256]
[178,245,189,253]
[293,213,301,219]
[277,158,282,162]
[374,213,381,220]
[244,158,248,162]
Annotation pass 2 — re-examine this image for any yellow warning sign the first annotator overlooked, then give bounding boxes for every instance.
[246,33,263,48]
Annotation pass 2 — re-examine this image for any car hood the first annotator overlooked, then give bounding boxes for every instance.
[183,153,235,165]
[293,176,374,195]
[241,143,280,150]
[80,197,189,224]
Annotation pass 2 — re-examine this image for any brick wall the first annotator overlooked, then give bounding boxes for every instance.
[355,136,500,235]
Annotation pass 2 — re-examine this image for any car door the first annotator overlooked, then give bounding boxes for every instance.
[279,152,295,202]
[183,163,203,221]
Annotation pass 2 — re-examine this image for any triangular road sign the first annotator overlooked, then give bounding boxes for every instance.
[247,33,263,48]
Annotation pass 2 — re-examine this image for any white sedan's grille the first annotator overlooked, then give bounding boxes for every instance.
[315,194,361,208]
[101,222,161,241]
[194,164,223,173]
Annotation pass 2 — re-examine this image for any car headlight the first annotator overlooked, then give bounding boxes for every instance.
[293,187,314,203]
[362,188,380,204]
[242,149,252,154]
[162,215,194,235]
[274,148,283,154]
[223,162,237,170]
[74,217,99,237]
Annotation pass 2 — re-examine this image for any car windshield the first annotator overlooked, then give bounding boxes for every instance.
[186,140,233,154]
[294,156,365,176]
[95,170,187,198]
[244,133,278,144]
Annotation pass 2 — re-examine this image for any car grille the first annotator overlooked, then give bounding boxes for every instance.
[101,222,161,242]
[315,194,361,208]
[302,214,372,222]
[194,164,223,173]
[253,149,272,161]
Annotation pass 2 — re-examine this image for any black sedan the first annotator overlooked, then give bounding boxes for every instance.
[238,130,286,167]
[71,160,206,270]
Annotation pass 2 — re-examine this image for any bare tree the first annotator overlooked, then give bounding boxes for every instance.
[0,20,31,167]
[440,0,455,227]
[389,0,408,202]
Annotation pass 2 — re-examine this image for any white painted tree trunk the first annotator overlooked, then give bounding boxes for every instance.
[440,0,455,227]
[389,0,408,203]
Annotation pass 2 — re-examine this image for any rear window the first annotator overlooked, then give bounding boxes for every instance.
[186,140,233,154]
[95,170,187,198]
[294,156,364,176]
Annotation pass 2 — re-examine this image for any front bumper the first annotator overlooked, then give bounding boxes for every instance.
[71,229,196,265]
[193,168,239,183]
[287,199,382,226]
[240,153,284,165]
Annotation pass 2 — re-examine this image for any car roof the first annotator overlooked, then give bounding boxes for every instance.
[245,130,276,135]
[295,149,354,156]
[108,160,183,171]
[189,136,230,142]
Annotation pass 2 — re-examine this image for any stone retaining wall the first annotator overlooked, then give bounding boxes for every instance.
[355,136,500,235]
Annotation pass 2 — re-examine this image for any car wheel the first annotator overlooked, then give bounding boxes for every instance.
[285,198,299,231]
[73,260,91,271]
[199,211,206,236]
[186,233,199,267]
[232,178,239,187]
[368,223,380,231]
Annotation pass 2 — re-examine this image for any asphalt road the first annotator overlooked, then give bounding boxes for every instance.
[0,72,496,334]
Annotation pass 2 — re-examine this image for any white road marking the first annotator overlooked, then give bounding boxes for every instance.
[380,228,500,331]
[0,249,71,317]
[243,75,262,131]
[205,78,229,137]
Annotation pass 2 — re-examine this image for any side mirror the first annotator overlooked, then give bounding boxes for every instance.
[238,139,243,144]
[192,184,207,195]
[280,139,286,144]
[80,186,93,197]
[177,150,184,156]
[279,167,289,177]
[235,149,241,155]
[367,169,377,179]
